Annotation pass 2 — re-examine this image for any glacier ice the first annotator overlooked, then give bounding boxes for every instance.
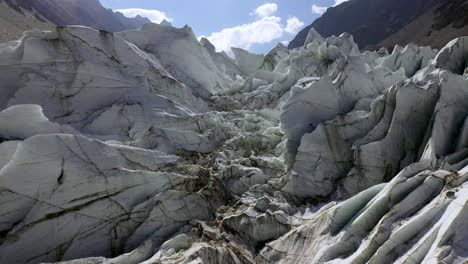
[0,25,466,264]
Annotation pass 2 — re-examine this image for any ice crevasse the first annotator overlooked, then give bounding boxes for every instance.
[0,23,466,264]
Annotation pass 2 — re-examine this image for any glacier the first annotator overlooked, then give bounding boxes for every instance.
[0,24,466,264]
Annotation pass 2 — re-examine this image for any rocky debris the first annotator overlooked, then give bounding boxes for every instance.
[0,25,466,264]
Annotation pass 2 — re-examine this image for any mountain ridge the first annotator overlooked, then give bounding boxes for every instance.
[288,0,466,50]
[0,0,150,34]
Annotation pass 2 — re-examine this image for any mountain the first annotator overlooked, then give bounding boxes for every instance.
[0,0,53,42]
[0,22,467,264]
[160,19,173,27]
[378,0,468,49]
[288,0,464,50]
[0,0,150,34]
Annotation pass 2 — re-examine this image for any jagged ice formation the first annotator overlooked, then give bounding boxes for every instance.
[0,24,467,264]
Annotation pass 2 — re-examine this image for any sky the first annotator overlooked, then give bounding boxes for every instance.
[101,0,347,54]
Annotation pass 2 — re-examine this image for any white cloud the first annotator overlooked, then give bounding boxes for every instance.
[280,40,290,46]
[204,3,304,54]
[253,3,278,18]
[206,16,284,53]
[333,0,350,6]
[312,5,328,15]
[116,8,173,23]
[285,17,305,34]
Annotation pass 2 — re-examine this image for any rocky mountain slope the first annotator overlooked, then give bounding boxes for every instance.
[0,0,149,34]
[0,23,467,264]
[0,1,53,43]
[377,0,468,50]
[289,0,467,50]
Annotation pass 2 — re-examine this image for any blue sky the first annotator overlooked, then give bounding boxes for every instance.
[101,0,346,54]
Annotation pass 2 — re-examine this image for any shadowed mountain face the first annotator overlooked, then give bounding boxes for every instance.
[378,0,468,50]
[0,0,53,42]
[288,0,447,50]
[433,0,468,30]
[0,0,150,32]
